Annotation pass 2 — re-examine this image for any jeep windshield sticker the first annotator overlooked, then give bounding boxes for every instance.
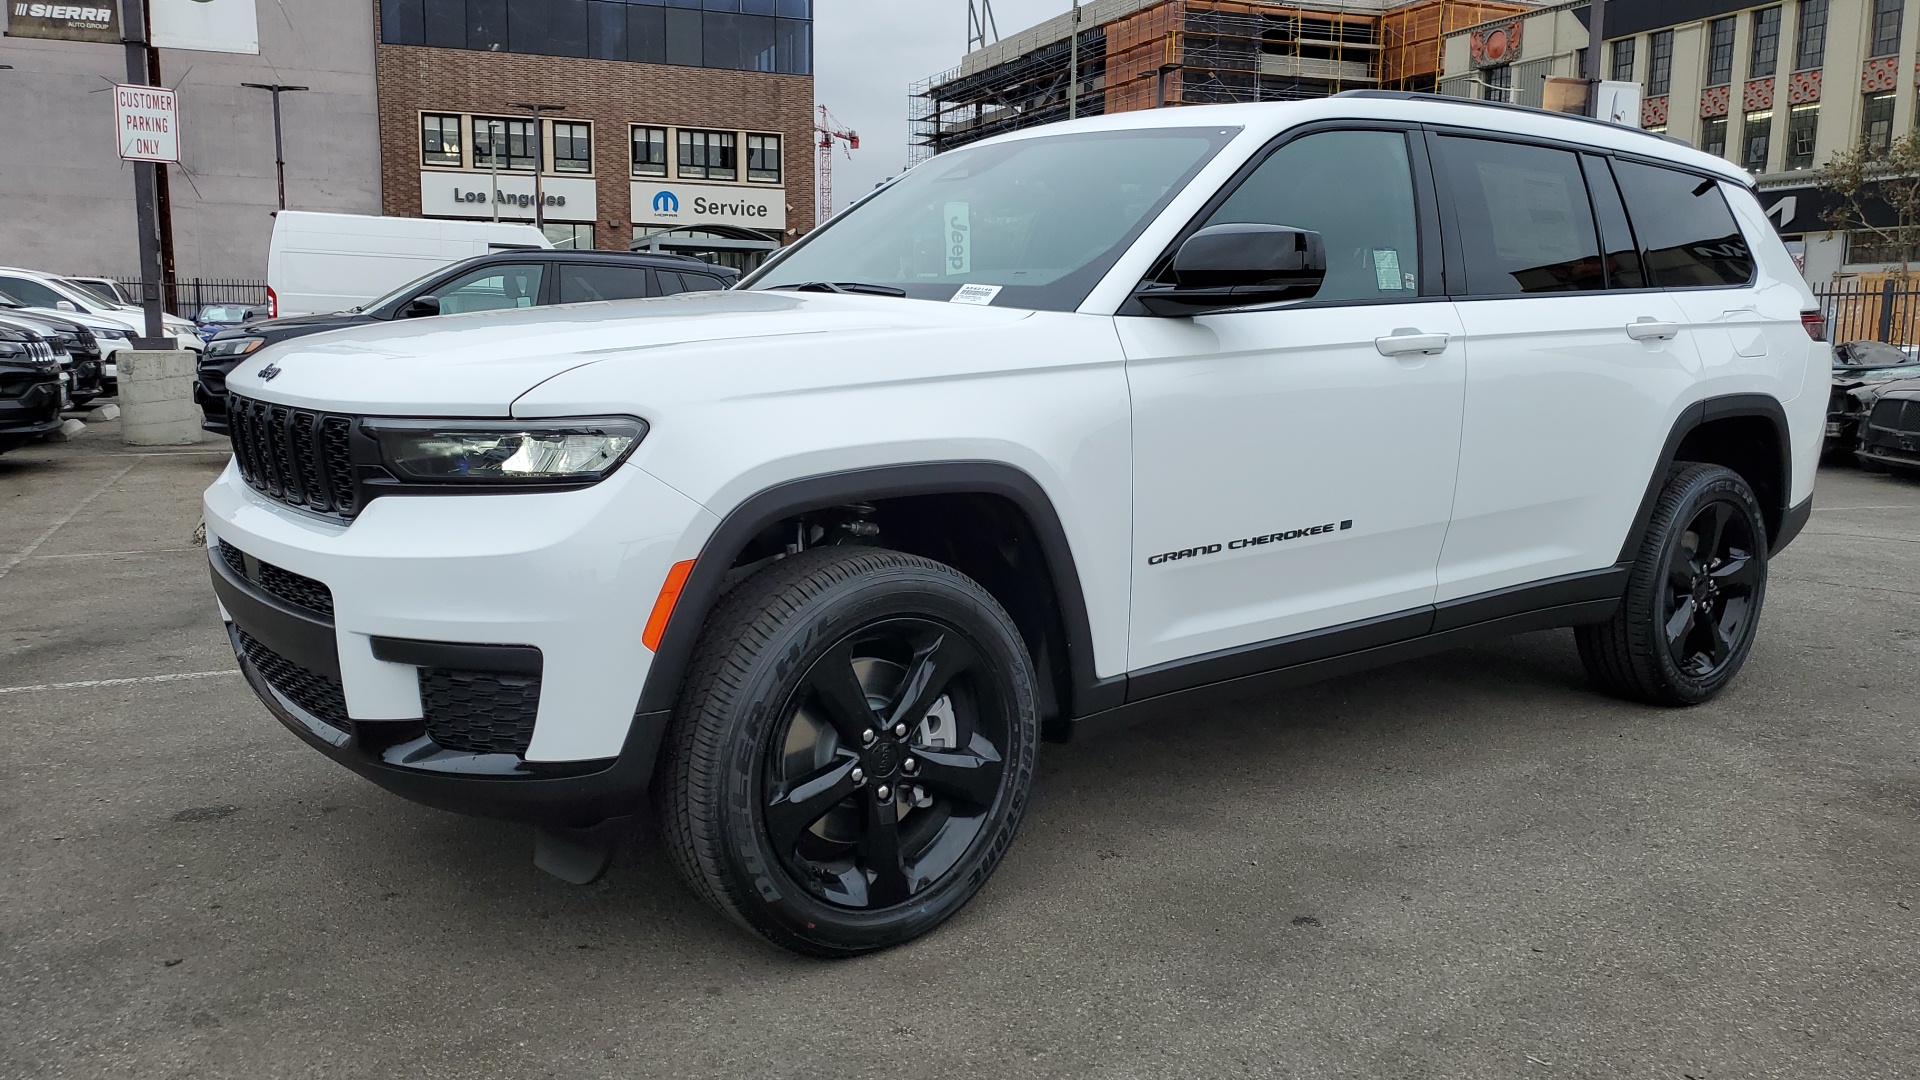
[950,283,1002,306]
[1372,250,1402,291]
[945,202,971,275]
[1147,520,1354,566]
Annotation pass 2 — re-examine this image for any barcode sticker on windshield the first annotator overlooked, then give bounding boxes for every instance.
[951,284,1003,306]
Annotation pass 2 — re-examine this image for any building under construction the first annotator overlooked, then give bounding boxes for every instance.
[912,0,1532,161]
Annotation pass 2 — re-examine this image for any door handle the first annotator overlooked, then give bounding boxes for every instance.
[1626,317,1680,341]
[1375,328,1450,356]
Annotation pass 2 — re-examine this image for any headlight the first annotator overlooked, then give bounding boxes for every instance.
[362,417,647,484]
[208,337,264,358]
[93,327,129,340]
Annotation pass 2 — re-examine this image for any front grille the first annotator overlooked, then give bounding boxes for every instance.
[1868,397,1920,436]
[228,396,360,519]
[420,669,542,756]
[217,541,334,618]
[237,627,350,732]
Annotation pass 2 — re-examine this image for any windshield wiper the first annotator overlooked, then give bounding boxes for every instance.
[770,281,908,297]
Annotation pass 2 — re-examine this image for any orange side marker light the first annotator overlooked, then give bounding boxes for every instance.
[642,559,697,652]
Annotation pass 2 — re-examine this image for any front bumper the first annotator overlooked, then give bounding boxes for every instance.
[204,458,714,822]
[0,378,66,447]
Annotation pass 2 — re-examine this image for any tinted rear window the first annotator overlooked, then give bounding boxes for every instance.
[1435,136,1605,295]
[1611,160,1754,287]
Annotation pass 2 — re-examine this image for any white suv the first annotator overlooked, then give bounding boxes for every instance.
[203,93,1822,956]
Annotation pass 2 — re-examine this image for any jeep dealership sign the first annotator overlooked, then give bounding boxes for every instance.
[419,172,597,223]
[5,3,119,43]
[114,84,179,164]
[632,181,786,231]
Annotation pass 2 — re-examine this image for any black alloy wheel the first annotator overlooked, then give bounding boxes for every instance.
[1576,463,1769,706]
[656,546,1038,956]
[766,618,1009,910]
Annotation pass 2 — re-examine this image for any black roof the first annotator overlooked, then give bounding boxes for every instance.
[468,247,739,278]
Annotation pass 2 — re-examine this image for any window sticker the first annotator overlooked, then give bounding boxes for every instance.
[1372,249,1403,291]
[945,201,971,275]
[1403,272,1418,291]
[950,283,1003,306]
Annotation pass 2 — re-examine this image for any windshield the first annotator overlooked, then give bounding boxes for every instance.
[747,126,1239,312]
[355,263,472,315]
[1837,340,1918,367]
[66,279,124,307]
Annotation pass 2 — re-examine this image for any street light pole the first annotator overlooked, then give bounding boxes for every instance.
[241,83,309,210]
[1068,1,1081,119]
[509,102,564,233]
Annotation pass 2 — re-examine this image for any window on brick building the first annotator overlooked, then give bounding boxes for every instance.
[746,134,781,183]
[1706,18,1735,86]
[678,129,737,181]
[422,114,463,168]
[1750,8,1781,77]
[1785,102,1818,169]
[1794,0,1828,71]
[553,121,592,173]
[1872,0,1904,57]
[379,0,812,75]
[632,126,668,177]
[1701,116,1729,158]
[1647,30,1674,95]
[474,117,537,171]
[1743,109,1774,172]
[1864,91,1897,154]
[1610,38,1635,82]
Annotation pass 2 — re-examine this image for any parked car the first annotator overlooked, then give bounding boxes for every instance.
[0,268,203,364]
[267,210,551,318]
[67,276,136,307]
[1827,339,1920,458]
[195,304,269,343]
[196,249,737,432]
[203,93,1821,956]
[1853,375,1920,476]
[0,297,104,406]
[0,322,66,454]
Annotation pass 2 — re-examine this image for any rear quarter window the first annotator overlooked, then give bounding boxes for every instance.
[1611,160,1755,287]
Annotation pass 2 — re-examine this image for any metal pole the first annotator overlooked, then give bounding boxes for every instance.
[1068,1,1081,120]
[242,84,308,210]
[1586,0,1607,115]
[510,102,564,235]
[120,0,169,346]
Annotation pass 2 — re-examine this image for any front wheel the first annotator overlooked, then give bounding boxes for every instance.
[655,546,1038,956]
[1576,463,1769,706]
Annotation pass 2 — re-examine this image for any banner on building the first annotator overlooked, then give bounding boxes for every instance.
[150,0,258,55]
[5,3,120,43]
[1469,20,1522,69]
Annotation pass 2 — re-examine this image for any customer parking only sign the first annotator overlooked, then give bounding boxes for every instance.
[113,84,180,164]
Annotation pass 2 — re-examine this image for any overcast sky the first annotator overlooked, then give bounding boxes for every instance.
[813,0,1071,211]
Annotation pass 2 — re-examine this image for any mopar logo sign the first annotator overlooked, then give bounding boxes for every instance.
[632,180,787,231]
[652,190,680,214]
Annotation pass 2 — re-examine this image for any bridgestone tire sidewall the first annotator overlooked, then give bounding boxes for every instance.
[1641,470,1770,702]
[710,558,1037,954]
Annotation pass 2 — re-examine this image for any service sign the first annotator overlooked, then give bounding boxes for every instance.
[632,181,787,231]
[114,84,180,164]
[5,3,120,43]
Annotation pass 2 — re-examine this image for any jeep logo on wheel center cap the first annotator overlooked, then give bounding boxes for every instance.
[866,740,901,777]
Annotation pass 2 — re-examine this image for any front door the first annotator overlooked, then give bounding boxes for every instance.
[1120,126,1466,681]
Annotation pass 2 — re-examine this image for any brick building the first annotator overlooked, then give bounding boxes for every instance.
[374,0,815,271]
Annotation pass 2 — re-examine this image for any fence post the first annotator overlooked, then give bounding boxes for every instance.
[1880,279,1897,342]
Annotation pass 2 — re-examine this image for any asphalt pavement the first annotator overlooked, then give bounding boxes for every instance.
[3,419,1917,1080]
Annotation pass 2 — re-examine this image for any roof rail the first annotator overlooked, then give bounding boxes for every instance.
[1334,90,1694,148]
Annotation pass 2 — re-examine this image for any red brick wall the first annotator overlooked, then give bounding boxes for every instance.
[373,35,814,251]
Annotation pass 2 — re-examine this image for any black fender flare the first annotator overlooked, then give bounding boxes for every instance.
[1618,392,1795,563]
[633,462,1123,719]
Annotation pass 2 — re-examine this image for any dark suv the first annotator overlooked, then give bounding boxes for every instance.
[196,249,737,432]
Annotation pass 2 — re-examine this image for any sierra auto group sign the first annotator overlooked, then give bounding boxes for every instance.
[5,3,119,43]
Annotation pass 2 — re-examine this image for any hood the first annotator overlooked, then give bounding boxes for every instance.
[0,307,84,336]
[1849,375,1920,405]
[214,310,369,343]
[223,290,1034,416]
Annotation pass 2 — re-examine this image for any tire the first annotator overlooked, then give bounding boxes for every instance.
[654,546,1039,956]
[1576,463,1769,706]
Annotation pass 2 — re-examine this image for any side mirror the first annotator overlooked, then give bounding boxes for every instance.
[402,295,442,319]
[55,300,77,312]
[1136,223,1327,316]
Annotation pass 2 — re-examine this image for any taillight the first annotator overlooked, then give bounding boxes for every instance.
[266,287,278,319]
[1801,310,1827,341]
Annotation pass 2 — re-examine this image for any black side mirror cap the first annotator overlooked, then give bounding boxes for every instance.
[1136,223,1328,317]
[402,295,442,319]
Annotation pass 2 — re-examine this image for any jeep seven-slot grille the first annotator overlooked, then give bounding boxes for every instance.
[420,669,542,757]
[236,627,350,732]
[228,396,359,518]
[218,541,335,618]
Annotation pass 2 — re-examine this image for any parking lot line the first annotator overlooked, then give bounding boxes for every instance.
[0,461,138,583]
[0,670,239,696]
[30,547,201,560]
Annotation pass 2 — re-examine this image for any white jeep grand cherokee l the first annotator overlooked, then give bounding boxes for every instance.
[204,93,1822,956]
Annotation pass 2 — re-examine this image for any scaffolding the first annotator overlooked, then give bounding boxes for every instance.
[911,0,1533,161]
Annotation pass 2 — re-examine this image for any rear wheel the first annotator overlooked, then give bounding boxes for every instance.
[655,546,1038,956]
[1576,463,1768,706]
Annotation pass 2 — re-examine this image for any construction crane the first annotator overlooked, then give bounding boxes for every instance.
[968,0,999,51]
[815,105,859,227]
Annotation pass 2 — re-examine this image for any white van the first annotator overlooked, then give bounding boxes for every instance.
[265,212,550,318]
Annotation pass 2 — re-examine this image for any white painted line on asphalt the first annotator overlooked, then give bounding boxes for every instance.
[1820,505,1919,511]
[31,547,201,560]
[0,461,138,583]
[0,670,239,696]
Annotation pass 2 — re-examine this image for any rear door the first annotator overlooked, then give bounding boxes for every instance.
[556,261,657,303]
[1430,132,1701,602]
[1121,124,1467,677]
